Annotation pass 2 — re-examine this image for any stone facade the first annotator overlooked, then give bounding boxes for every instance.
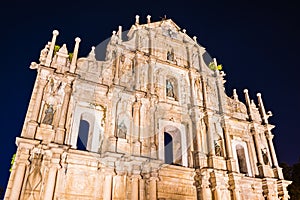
[5,16,291,200]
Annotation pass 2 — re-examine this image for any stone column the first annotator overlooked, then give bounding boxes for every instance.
[45,30,59,67]
[148,58,155,94]
[132,100,141,155]
[206,115,215,156]
[188,69,197,106]
[131,174,140,200]
[212,186,222,200]
[8,162,26,200]
[114,49,120,84]
[223,126,233,158]
[196,120,202,153]
[223,125,234,171]
[30,78,48,122]
[113,170,126,199]
[249,139,259,175]
[149,30,154,55]
[139,178,145,200]
[149,171,158,200]
[252,130,264,165]
[103,173,113,200]
[150,96,157,159]
[69,37,81,73]
[266,132,278,167]
[43,165,58,200]
[232,187,241,200]
[24,78,48,138]
[55,83,72,143]
[134,53,142,90]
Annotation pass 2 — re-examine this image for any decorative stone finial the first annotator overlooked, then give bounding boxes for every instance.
[70,37,81,73]
[213,58,217,66]
[112,30,116,35]
[75,37,81,43]
[135,15,140,25]
[45,30,60,67]
[182,29,186,33]
[251,100,256,108]
[58,44,68,54]
[243,89,248,93]
[257,92,269,124]
[233,89,238,100]
[118,26,122,41]
[53,30,59,36]
[88,46,96,60]
[193,36,197,42]
[147,15,151,24]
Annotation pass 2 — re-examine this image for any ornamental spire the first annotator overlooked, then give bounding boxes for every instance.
[45,30,59,67]
[147,15,151,24]
[135,15,140,25]
[70,37,81,73]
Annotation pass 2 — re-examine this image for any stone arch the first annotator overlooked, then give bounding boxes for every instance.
[68,104,104,153]
[158,120,188,167]
[232,140,252,176]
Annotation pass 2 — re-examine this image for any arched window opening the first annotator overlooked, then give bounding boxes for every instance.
[77,119,90,151]
[164,132,173,164]
[236,145,248,174]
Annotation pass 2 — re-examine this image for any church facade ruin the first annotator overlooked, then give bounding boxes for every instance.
[5,16,291,200]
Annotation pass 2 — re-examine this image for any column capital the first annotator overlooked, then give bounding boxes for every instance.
[130,173,142,180]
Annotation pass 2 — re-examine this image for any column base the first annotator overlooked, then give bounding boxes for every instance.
[132,141,141,156]
[258,165,275,178]
[208,156,227,170]
[193,151,207,168]
[273,167,284,179]
[23,121,38,138]
[55,127,65,144]
[36,124,55,143]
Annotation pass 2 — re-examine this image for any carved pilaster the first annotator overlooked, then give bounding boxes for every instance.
[265,130,278,167]
[103,169,115,200]
[113,48,121,84]
[132,95,142,156]
[251,126,264,166]
[23,77,48,138]
[131,174,141,200]
[43,163,60,200]
[55,82,72,144]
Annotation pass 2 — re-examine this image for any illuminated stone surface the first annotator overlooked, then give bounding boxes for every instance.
[5,17,291,200]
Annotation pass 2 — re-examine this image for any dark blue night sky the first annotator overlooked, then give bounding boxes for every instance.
[0,0,299,189]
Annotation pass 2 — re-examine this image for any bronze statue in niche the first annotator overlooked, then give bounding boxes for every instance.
[166,79,175,98]
[117,121,127,139]
[42,104,55,125]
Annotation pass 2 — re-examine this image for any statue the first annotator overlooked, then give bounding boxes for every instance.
[118,121,127,139]
[42,104,55,125]
[262,149,269,165]
[166,80,175,98]
[215,142,222,156]
[167,50,174,61]
[192,50,199,69]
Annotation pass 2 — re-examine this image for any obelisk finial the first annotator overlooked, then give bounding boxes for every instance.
[70,37,81,73]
